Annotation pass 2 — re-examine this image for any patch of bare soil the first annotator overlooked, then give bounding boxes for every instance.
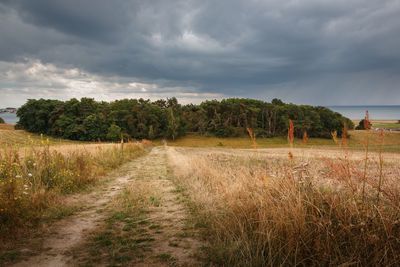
[11,147,205,267]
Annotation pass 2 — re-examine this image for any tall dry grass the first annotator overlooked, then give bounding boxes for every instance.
[167,134,400,266]
[0,140,147,237]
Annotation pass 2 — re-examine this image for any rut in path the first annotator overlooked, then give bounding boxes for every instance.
[12,147,205,267]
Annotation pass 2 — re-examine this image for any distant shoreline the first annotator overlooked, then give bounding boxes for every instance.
[327,105,400,120]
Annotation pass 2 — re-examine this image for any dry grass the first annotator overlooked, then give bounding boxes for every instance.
[0,124,15,131]
[0,128,80,148]
[167,143,400,266]
[0,141,148,238]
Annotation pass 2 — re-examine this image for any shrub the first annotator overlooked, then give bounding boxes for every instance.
[356,119,372,130]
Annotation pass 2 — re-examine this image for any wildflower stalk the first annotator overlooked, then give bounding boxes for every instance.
[361,110,370,202]
[331,130,338,145]
[376,129,384,206]
[301,131,307,159]
[246,127,257,150]
[287,120,295,162]
[302,131,307,146]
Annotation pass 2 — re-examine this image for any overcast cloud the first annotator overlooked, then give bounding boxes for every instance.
[1,0,399,107]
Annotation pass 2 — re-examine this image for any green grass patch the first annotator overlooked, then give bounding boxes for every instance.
[149,224,162,230]
[93,232,113,247]
[159,131,400,152]
[372,121,400,129]
[156,253,175,262]
[133,237,155,244]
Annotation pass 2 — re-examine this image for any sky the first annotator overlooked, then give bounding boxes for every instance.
[1,0,400,108]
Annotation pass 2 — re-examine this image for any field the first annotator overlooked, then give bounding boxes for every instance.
[0,127,149,247]
[164,129,400,152]
[1,125,400,266]
[167,143,400,266]
[372,120,400,129]
[0,124,80,147]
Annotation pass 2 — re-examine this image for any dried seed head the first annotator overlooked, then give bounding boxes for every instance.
[288,120,294,146]
[302,131,307,145]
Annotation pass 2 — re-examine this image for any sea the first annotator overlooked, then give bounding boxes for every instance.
[326,105,400,120]
[0,112,18,124]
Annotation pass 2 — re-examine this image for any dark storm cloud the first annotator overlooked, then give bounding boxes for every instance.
[3,0,131,42]
[0,0,400,106]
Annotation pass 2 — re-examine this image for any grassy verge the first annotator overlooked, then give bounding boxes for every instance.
[0,141,148,239]
[0,126,81,148]
[372,121,400,129]
[167,143,400,266]
[160,130,400,152]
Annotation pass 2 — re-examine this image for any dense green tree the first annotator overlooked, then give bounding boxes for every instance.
[82,113,108,141]
[167,107,178,140]
[0,117,4,124]
[148,125,155,140]
[16,99,62,134]
[16,97,353,141]
[106,124,122,141]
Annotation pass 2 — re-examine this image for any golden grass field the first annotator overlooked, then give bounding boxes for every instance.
[167,141,400,265]
[163,120,400,265]
[0,124,80,147]
[1,121,400,266]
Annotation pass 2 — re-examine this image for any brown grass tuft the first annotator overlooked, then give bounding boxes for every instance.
[302,131,307,145]
[141,139,153,147]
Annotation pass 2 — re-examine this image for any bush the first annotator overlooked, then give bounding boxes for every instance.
[215,125,234,137]
[0,117,4,123]
[355,119,372,130]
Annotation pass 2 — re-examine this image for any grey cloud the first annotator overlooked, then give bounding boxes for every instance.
[0,0,399,106]
[5,0,133,42]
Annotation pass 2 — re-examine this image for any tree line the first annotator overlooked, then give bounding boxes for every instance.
[16,97,354,141]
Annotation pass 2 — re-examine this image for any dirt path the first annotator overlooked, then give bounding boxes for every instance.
[12,147,205,267]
